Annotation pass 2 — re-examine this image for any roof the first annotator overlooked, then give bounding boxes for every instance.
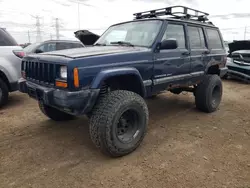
[43,40,82,43]
[111,6,217,29]
[111,17,218,29]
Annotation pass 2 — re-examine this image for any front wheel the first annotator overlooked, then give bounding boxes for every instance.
[195,75,223,113]
[38,101,75,121]
[89,90,149,157]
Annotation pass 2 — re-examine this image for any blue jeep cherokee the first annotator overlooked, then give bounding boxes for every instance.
[18,6,228,157]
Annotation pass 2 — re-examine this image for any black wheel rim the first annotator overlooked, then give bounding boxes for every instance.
[211,85,221,107]
[116,109,140,143]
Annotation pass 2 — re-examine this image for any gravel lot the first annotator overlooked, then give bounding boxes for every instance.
[0,80,250,188]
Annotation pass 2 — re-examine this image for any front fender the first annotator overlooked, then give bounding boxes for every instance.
[90,67,146,96]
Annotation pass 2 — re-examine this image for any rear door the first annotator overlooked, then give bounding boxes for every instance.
[187,25,209,75]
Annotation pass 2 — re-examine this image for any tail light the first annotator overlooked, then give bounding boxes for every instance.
[13,50,25,58]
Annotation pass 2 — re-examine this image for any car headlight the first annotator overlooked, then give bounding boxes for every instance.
[60,66,67,79]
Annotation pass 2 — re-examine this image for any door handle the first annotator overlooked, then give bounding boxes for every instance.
[203,50,210,55]
[182,51,190,56]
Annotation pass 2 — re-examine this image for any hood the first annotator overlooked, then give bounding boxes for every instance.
[228,40,250,53]
[40,46,149,59]
[74,30,100,46]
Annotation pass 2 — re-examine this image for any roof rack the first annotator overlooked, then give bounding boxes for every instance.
[133,6,212,24]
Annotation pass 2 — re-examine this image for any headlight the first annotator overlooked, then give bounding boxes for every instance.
[60,66,67,79]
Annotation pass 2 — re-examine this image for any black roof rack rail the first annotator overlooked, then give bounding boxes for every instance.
[133,6,212,24]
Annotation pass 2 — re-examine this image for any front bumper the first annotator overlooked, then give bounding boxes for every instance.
[18,78,100,116]
[227,69,250,82]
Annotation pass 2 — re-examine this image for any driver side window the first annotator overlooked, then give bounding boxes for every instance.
[161,24,186,49]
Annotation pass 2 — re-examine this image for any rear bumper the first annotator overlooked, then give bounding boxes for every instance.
[219,67,228,77]
[18,78,100,116]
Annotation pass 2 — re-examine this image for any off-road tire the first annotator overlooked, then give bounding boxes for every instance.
[0,78,9,108]
[38,101,75,121]
[195,74,222,113]
[89,90,149,157]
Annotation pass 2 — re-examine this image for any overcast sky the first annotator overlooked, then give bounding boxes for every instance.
[1,0,250,44]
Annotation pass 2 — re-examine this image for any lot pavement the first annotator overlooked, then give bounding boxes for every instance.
[0,80,250,188]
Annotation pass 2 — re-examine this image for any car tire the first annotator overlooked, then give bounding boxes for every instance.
[195,74,223,113]
[0,78,9,108]
[38,101,75,121]
[89,90,149,157]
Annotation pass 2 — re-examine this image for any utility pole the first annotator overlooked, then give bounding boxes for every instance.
[55,18,60,40]
[28,30,31,43]
[35,16,42,42]
[78,2,80,29]
[244,26,247,40]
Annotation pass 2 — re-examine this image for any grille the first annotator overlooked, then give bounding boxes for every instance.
[228,66,250,75]
[22,60,59,85]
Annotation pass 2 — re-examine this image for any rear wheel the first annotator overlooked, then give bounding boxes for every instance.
[195,75,222,113]
[38,101,75,121]
[0,78,9,108]
[89,90,149,157]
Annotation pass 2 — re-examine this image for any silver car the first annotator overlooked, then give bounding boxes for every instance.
[0,28,24,107]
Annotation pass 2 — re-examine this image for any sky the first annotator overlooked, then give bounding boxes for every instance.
[1,0,250,44]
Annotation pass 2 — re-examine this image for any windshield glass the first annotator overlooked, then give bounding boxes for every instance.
[23,42,42,53]
[95,20,163,47]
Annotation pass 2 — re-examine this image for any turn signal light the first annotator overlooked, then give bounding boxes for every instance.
[73,68,79,88]
[55,81,68,88]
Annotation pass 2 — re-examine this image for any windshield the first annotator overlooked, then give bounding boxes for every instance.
[23,42,42,53]
[95,20,163,47]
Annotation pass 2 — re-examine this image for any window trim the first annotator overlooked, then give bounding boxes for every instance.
[161,22,187,50]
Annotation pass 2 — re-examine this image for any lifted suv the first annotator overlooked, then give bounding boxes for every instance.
[19,6,228,157]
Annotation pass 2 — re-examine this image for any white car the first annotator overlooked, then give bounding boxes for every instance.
[0,28,25,107]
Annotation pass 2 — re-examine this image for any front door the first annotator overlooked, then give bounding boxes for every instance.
[153,23,191,92]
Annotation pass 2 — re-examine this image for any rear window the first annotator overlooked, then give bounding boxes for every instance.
[0,29,18,46]
[206,28,223,49]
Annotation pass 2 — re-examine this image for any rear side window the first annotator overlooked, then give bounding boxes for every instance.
[206,29,223,49]
[188,26,206,49]
[162,24,186,49]
[70,43,84,48]
[56,42,72,50]
[0,29,18,46]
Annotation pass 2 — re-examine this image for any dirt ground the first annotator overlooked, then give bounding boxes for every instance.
[0,80,250,188]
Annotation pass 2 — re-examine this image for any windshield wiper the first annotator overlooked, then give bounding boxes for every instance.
[110,41,134,47]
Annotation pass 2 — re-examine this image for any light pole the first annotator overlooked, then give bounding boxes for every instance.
[78,1,80,29]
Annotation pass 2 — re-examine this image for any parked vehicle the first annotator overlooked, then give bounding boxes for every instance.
[23,40,84,55]
[74,30,100,46]
[18,6,227,157]
[224,40,250,83]
[0,28,25,107]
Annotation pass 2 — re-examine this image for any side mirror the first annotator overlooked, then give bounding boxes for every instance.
[160,39,178,50]
[35,49,43,53]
